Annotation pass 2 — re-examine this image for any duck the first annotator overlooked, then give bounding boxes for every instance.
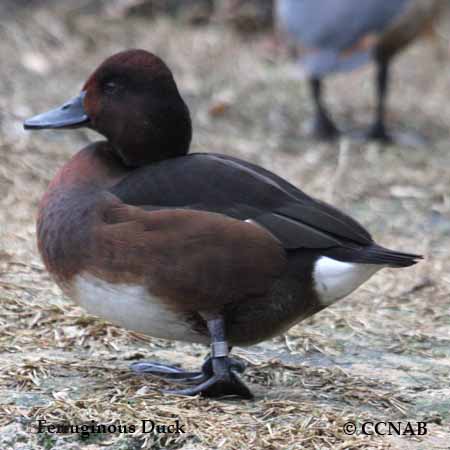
[275,0,445,141]
[24,49,421,399]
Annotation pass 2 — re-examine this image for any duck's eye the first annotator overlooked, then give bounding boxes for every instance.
[103,81,120,94]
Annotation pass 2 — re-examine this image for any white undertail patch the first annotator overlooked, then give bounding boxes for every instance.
[313,256,382,306]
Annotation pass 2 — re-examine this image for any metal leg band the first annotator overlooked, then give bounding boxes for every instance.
[211,341,229,358]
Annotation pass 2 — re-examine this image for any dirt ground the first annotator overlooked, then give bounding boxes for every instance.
[0,2,449,449]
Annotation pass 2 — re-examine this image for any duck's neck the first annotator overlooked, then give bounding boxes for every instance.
[37,142,129,284]
[46,141,129,192]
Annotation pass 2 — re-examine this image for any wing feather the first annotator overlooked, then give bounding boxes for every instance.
[110,153,372,251]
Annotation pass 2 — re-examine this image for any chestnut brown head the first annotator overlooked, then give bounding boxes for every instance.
[24,49,192,167]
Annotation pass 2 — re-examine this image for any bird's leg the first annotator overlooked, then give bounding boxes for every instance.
[308,77,339,140]
[130,316,250,397]
[163,316,253,398]
[366,60,392,142]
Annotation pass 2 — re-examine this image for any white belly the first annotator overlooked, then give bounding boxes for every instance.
[313,256,382,306]
[70,273,207,343]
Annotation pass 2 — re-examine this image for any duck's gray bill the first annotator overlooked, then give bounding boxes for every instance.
[23,91,89,130]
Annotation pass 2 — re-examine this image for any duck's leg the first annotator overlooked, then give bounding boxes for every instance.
[308,77,339,140]
[366,60,392,143]
[163,316,253,399]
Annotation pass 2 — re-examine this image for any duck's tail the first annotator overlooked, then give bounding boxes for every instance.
[355,244,423,268]
[324,244,423,268]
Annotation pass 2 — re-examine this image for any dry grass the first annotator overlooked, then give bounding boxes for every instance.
[1,3,450,449]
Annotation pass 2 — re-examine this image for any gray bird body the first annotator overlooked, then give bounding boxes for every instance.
[276,0,411,75]
[275,0,445,141]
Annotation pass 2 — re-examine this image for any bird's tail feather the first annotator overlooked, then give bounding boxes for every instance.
[354,244,422,268]
[323,244,422,267]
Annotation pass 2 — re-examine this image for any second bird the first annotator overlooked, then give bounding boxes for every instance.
[276,0,445,142]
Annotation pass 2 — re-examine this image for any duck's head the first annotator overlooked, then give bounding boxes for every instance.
[24,49,192,167]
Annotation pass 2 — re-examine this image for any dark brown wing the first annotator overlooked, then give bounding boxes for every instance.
[110,153,373,250]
